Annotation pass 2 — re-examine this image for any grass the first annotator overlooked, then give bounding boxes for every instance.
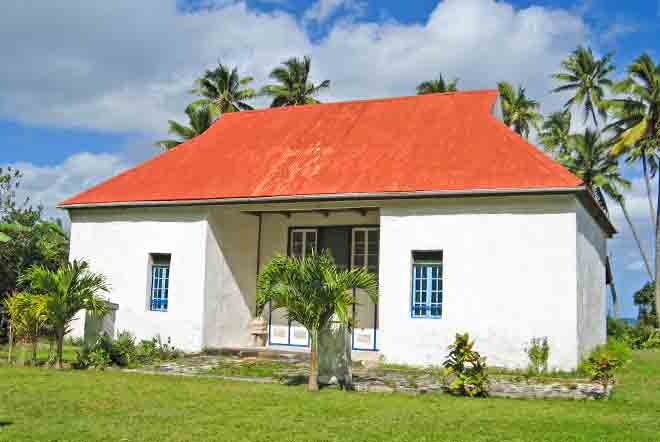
[1,351,659,442]
[0,340,80,365]
[211,359,292,378]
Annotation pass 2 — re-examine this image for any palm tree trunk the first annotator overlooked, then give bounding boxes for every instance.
[308,329,319,391]
[642,154,656,226]
[56,330,64,369]
[607,255,619,319]
[618,199,654,279]
[31,337,38,365]
[7,324,13,365]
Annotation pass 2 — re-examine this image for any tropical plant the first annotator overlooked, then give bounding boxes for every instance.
[552,46,615,127]
[155,103,215,150]
[443,333,489,397]
[191,63,256,114]
[19,260,110,368]
[261,56,330,107]
[256,250,378,391]
[539,110,572,158]
[584,350,625,398]
[559,129,653,283]
[634,281,657,327]
[497,81,542,138]
[525,337,550,375]
[416,74,458,95]
[3,292,48,365]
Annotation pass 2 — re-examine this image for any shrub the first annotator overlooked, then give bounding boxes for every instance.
[87,347,111,370]
[583,352,625,397]
[628,326,660,350]
[525,337,550,374]
[443,332,489,397]
[74,333,180,369]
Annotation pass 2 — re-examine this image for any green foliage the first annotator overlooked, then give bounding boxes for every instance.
[155,102,215,150]
[257,250,377,391]
[539,110,572,158]
[260,55,330,107]
[497,81,542,138]
[443,332,490,397]
[525,337,550,375]
[607,316,660,350]
[191,63,256,114]
[633,281,657,326]
[582,343,627,397]
[212,359,290,378]
[552,46,614,127]
[3,292,48,365]
[416,73,459,94]
[75,332,180,369]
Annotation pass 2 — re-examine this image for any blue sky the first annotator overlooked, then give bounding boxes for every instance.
[1,0,658,317]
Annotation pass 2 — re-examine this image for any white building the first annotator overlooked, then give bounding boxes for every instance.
[61,90,614,370]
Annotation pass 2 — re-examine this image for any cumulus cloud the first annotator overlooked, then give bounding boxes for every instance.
[303,0,366,24]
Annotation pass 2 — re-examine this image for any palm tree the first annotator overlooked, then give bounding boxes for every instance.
[539,110,572,158]
[606,53,660,326]
[191,63,256,115]
[552,46,615,127]
[155,103,214,150]
[3,292,48,365]
[20,260,110,368]
[560,129,653,286]
[256,251,377,391]
[497,81,543,138]
[261,56,330,107]
[416,74,459,95]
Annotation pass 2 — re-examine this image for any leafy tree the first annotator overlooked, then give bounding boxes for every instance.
[559,129,652,314]
[634,281,656,327]
[191,63,256,115]
[606,54,660,326]
[0,167,25,219]
[20,260,110,368]
[261,56,330,107]
[552,46,615,127]
[497,81,542,138]
[155,103,215,150]
[256,251,377,391]
[416,74,459,95]
[539,110,572,158]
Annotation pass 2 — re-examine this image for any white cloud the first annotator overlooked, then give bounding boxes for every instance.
[0,0,587,136]
[303,0,366,24]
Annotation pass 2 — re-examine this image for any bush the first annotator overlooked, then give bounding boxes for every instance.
[74,333,180,369]
[525,337,550,374]
[443,332,489,397]
[583,349,625,398]
[606,317,660,350]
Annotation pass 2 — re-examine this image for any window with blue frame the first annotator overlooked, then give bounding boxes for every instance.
[411,251,443,318]
[149,254,171,312]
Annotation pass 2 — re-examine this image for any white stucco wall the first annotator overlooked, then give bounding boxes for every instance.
[203,207,259,349]
[68,207,208,351]
[378,195,581,370]
[576,200,608,358]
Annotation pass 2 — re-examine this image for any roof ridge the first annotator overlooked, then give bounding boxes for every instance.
[224,88,499,116]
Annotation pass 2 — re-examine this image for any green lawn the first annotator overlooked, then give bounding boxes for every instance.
[1,351,659,442]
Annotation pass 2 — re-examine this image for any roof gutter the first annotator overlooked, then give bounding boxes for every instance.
[58,186,616,237]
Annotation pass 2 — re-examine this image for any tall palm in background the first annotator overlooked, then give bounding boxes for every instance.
[552,46,614,127]
[20,260,109,368]
[539,110,572,158]
[191,63,256,114]
[257,251,377,391]
[416,74,459,95]
[261,56,330,107]
[559,130,653,316]
[155,103,214,150]
[497,81,542,138]
[606,53,660,326]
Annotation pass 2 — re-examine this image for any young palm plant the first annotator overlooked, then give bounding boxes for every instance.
[416,74,459,95]
[256,251,377,391]
[3,292,48,365]
[552,46,615,127]
[20,260,110,368]
[261,56,330,107]
[497,81,543,138]
[559,129,652,314]
[191,63,256,115]
[155,103,215,150]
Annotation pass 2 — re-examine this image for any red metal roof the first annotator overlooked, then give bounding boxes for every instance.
[61,89,582,207]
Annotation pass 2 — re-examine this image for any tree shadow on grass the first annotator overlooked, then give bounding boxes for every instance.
[0,421,12,427]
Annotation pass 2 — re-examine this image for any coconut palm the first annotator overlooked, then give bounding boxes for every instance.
[256,250,377,391]
[191,63,256,115]
[560,129,653,283]
[606,53,660,325]
[416,74,459,95]
[497,81,543,138]
[155,103,215,150]
[539,110,572,158]
[552,46,615,127]
[20,260,110,368]
[3,292,48,365]
[261,56,330,107]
